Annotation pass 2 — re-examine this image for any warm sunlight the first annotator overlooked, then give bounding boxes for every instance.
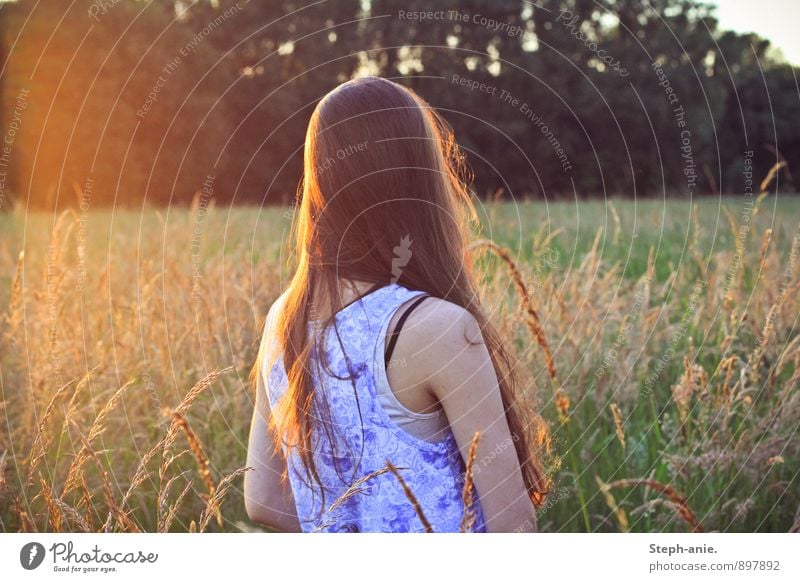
[1,1,798,579]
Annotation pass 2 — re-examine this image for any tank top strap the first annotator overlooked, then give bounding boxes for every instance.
[362,283,428,338]
[384,293,430,365]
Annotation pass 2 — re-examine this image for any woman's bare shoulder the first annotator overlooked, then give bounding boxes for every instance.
[403,296,485,349]
[391,297,486,387]
[265,291,290,328]
[258,291,290,361]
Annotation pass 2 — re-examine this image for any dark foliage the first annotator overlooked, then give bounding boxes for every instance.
[0,0,797,209]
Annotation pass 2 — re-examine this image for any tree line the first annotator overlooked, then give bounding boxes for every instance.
[0,0,797,209]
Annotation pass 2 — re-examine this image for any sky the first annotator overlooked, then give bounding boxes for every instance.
[705,0,800,65]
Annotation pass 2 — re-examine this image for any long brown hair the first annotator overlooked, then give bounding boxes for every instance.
[256,76,548,509]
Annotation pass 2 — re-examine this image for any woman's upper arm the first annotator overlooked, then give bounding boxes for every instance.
[244,307,301,532]
[396,300,537,532]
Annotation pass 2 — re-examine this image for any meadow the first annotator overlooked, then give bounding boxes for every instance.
[1,194,798,532]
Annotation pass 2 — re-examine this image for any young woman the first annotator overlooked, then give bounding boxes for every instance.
[244,76,548,533]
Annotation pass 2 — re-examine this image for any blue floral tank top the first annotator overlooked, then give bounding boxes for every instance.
[264,283,487,533]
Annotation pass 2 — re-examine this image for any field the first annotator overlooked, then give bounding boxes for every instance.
[1,195,799,532]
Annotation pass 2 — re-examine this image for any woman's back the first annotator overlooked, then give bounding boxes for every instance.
[261,282,487,533]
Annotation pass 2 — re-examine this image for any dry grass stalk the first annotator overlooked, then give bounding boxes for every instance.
[25,377,78,489]
[157,470,190,532]
[62,364,102,425]
[459,431,481,533]
[10,249,24,301]
[53,497,91,532]
[312,466,401,531]
[118,434,168,514]
[7,250,24,335]
[469,239,557,381]
[319,465,394,523]
[198,466,251,532]
[99,466,141,533]
[386,461,434,533]
[671,356,707,428]
[770,334,800,386]
[14,498,37,532]
[0,399,6,451]
[171,411,216,500]
[646,245,655,281]
[154,367,234,524]
[66,419,139,533]
[536,225,564,253]
[757,228,773,278]
[747,285,784,383]
[86,379,136,443]
[38,476,64,531]
[0,449,7,497]
[174,365,235,417]
[756,161,786,201]
[169,411,220,527]
[766,455,784,466]
[609,200,622,246]
[714,355,738,406]
[79,474,95,531]
[100,478,138,532]
[595,475,630,532]
[609,403,626,452]
[630,498,687,522]
[164,366,235,455]
[63,379,135,495]
[161,478,194,533]
[604,478,703,532]
[555,390,570,423]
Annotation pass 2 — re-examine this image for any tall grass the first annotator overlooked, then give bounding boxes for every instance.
[0,193,798,532]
